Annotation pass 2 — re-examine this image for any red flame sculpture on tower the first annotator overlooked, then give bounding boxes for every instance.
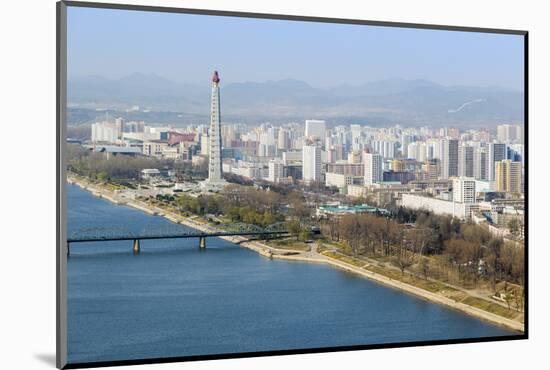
[212,70,220,83]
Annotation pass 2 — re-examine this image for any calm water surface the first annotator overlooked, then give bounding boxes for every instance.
[67,184,514,363]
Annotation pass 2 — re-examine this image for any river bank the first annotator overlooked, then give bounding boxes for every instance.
[66,176,524,332]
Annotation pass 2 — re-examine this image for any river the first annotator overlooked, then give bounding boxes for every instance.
[66,184,513,364]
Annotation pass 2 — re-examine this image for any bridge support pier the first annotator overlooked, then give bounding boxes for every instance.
[133,239,140,254]
[199,236,206,249]
[67,242,70,257]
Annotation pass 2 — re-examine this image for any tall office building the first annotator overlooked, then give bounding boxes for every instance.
[487,143,507,181]
[302,145,322,184]
[452,177,476,203]
[441,139,459,179]
[201,71,227,191]
[495,160,522,193]
[364,152,383,185]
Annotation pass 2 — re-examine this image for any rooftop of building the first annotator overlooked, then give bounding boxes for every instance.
[85,145,142,154]
[317,203,389,215]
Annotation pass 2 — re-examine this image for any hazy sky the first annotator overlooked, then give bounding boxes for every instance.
[67,6,524,90]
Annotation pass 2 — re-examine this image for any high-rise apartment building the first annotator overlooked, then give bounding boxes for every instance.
[495,160,522,193]
[372,140,397,159]
[277,128,291,150]
[441,139,459,179]
[114,117,124,139]
[422,159,440,180]
[473,147,487,180]
[458,144,474,178]
[305,120,326,140]
[91,121,119,143]
[452,177,476,203]
[364,152,382,185]
[497,124,523,143]
[487,143,507,181]
[268,159,285,183]
[302,145,322,184]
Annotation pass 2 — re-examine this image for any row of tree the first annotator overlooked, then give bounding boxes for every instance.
[320,211,524,294]
[67,143,209,181]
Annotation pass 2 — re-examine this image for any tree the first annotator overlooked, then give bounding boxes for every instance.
[503,290,513,311]
[486,238,504,291]
[288,191,310,219]
[411,228,431,256]
[299,229,312,242]
[392,246,415,276]
[340,215,361,256]
[286,220,301,240]
[326,218,340,242]
[462,223,491,245]
[420,257,430,280]
[444,239,474,283]
[507,218,523,238]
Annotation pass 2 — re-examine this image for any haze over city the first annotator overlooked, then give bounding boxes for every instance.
[66,7,525,127]
[67,7,524,90]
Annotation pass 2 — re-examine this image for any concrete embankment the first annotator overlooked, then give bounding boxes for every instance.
[66,177,524,332]
[126,202,158,215]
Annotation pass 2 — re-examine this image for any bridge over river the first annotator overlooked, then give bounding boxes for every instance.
[66,222,288,255]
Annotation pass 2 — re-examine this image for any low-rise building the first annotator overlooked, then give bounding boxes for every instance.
[400,193,477,220]
[142,141,169,157]
[316,203,388,218]
[141,168,161,180]
[325,172,363,190]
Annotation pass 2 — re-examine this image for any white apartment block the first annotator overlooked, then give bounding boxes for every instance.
[303,145,322,183]
[363,152,382,185]
[452,177,476,203]
[401,193,475,220]
[497,124,523,143]
[372,140,397,159]
[91,121,119,143]
[268,159,284,183]
[325,172,363,189]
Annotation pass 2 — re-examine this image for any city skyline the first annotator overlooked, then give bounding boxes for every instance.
[62,5,526,367]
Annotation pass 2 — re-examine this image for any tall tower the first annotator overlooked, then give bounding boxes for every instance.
[201,70,227,191]
[209,70,223,181]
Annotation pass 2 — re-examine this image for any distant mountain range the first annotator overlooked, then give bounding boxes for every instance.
[68,73,524,127]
